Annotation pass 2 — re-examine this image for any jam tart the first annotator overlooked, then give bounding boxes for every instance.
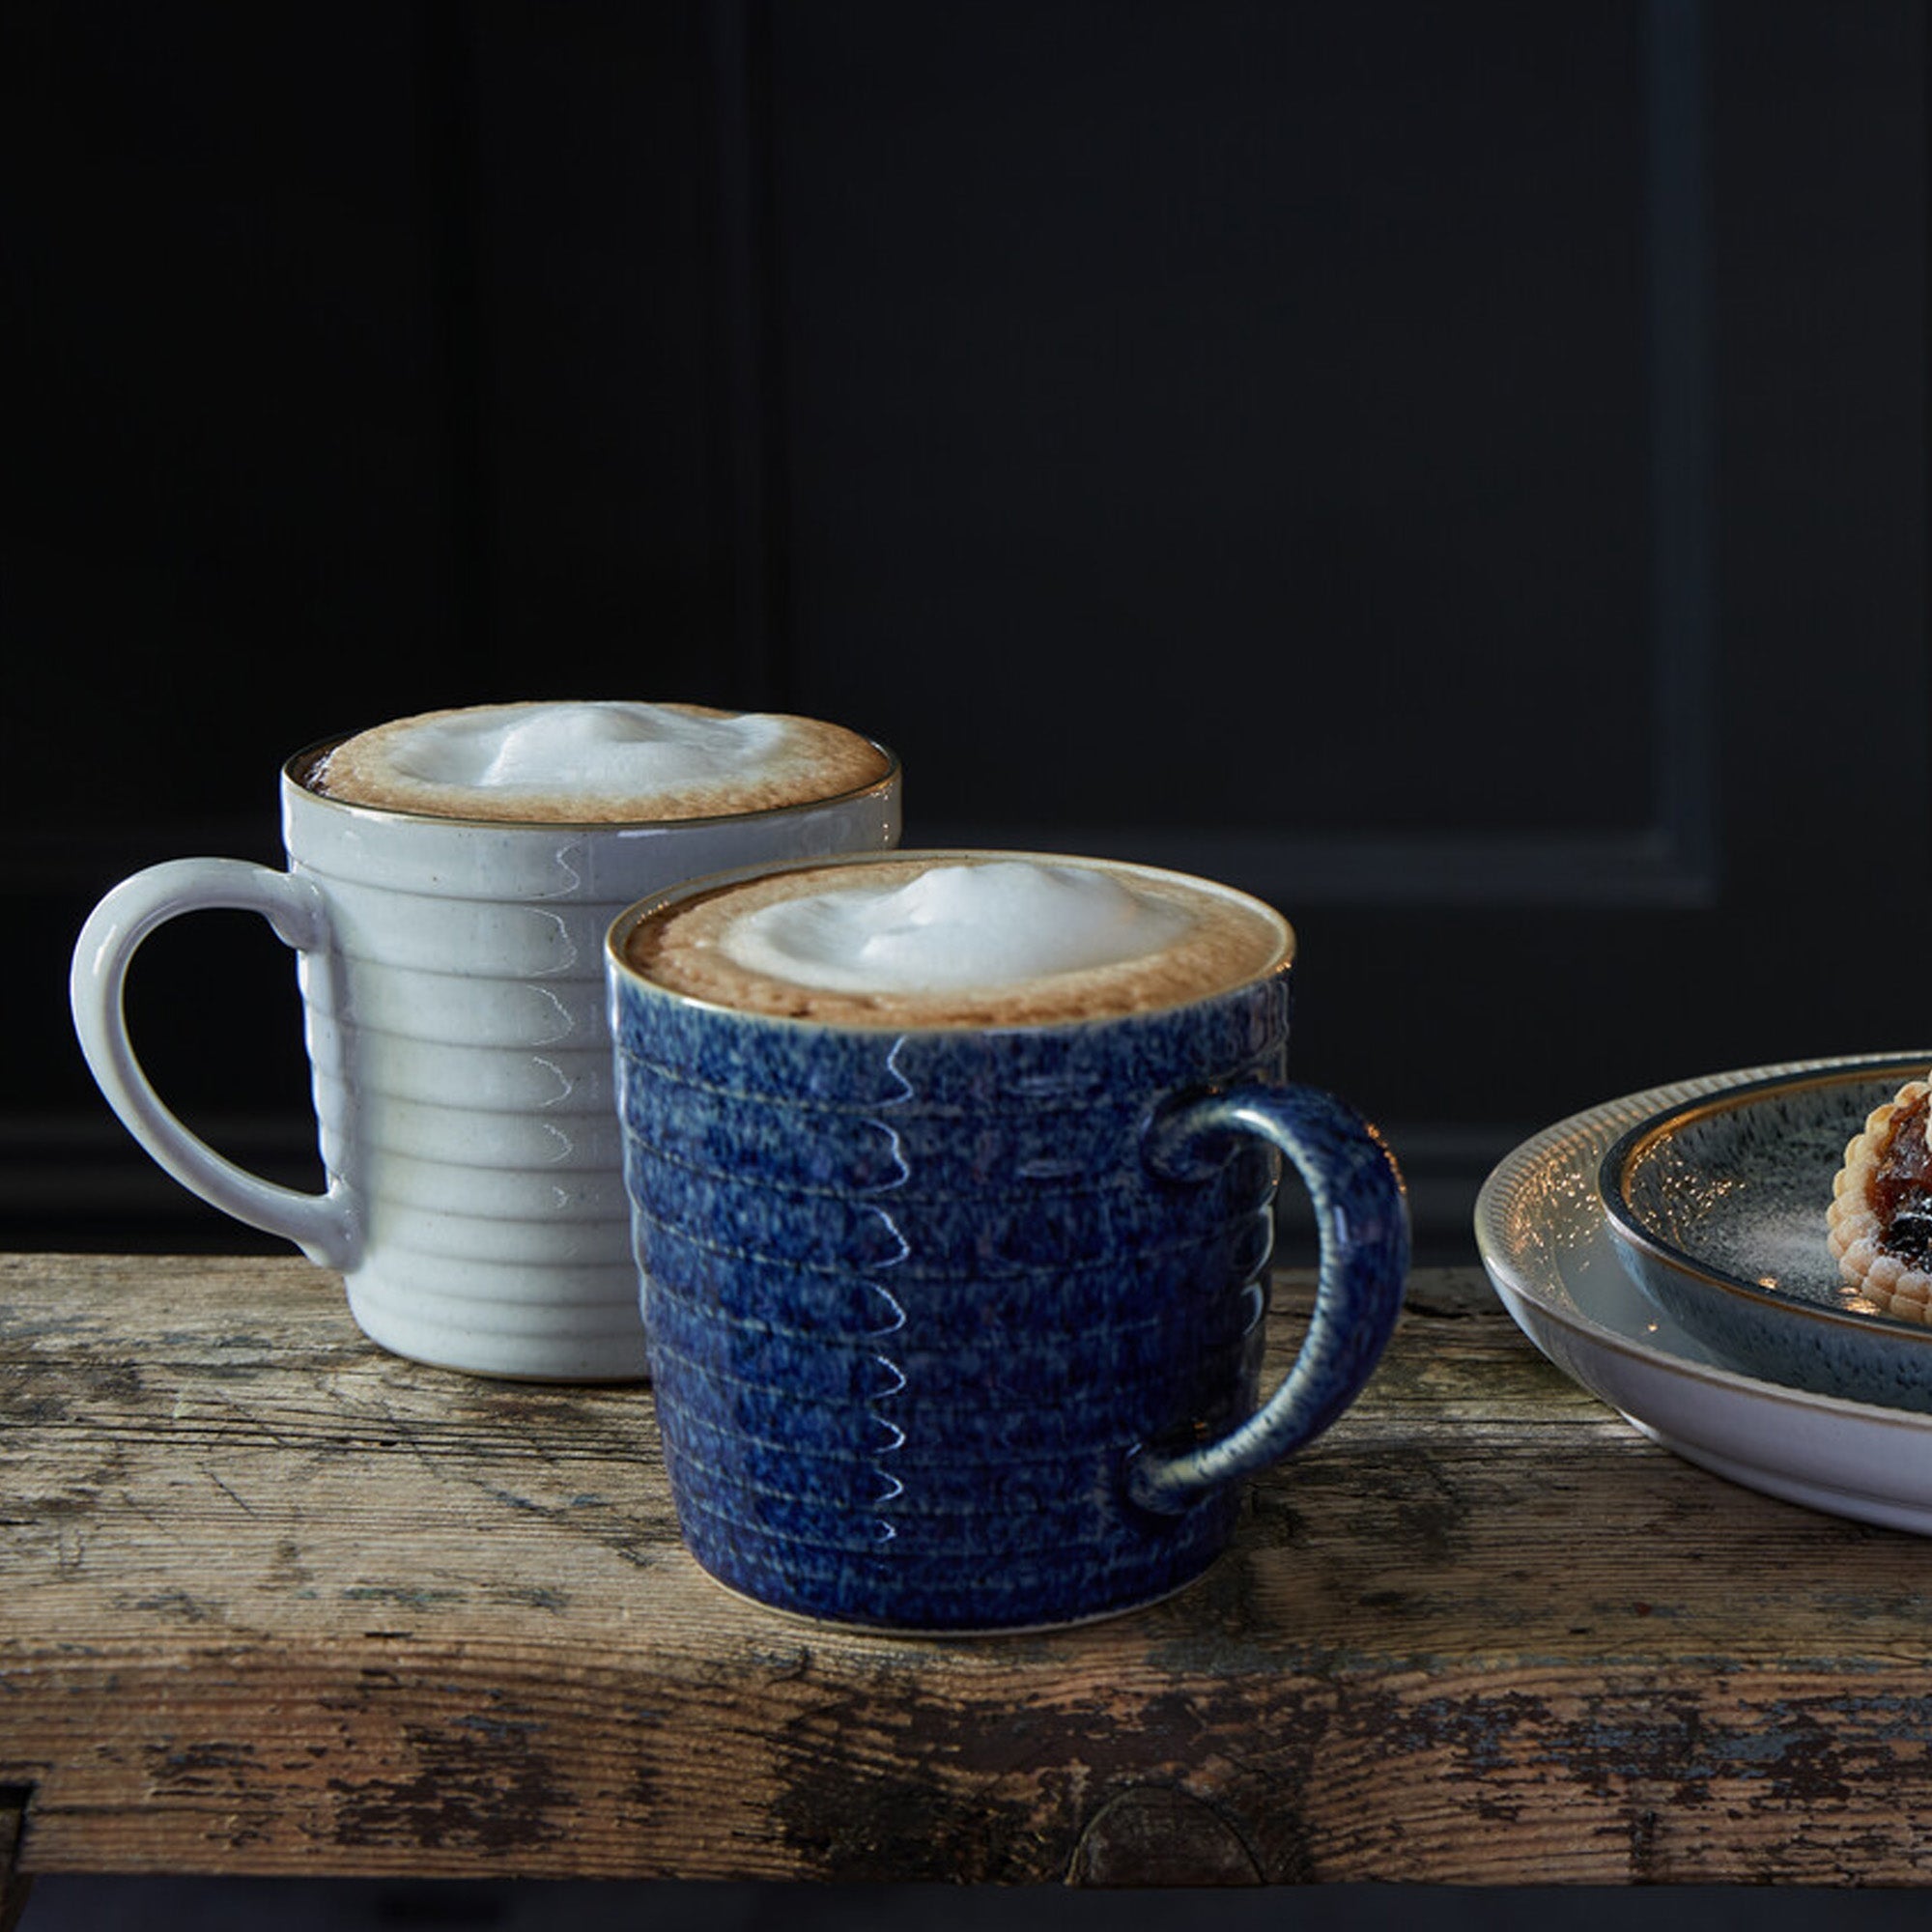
[1828,1077,1932,1321]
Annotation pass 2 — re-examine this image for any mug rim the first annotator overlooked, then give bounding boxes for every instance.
[604,846,1295,1034]
[281,724,901,834]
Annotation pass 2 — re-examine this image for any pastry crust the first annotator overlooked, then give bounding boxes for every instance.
[1829,1078,1932,1320]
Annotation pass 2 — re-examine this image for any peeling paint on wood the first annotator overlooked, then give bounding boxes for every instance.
[6,1255,1932,1884]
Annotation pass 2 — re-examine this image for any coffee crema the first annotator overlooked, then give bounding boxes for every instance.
[623,854,1290,1028]
[308,700,893,824]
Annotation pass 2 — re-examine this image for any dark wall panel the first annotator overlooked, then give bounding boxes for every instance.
[12,6,458,825]
[5,3,728,1248]
[770,2,1657,851]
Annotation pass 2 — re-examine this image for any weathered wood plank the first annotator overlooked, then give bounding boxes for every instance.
[3,1254,1932,1884]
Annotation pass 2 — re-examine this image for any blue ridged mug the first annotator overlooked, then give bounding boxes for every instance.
[607,851,1409,1632]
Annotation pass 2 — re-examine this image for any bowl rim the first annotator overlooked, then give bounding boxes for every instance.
[1596,1052,1932,1347]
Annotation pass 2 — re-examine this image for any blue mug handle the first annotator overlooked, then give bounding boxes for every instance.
[1130,1083,1409,1516]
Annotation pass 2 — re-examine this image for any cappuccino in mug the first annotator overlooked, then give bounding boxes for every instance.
[72,699,901,1380]
[308,699,892,824]
[623,853,1286,1026]
[607,849,1408,1631]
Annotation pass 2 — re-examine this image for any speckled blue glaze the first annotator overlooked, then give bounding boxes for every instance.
[1602,1056,1932,1412]
[607,868,1409,1633]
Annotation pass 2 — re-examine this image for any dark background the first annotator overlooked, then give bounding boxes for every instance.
[13,0,1928,1268]
[5,0,1930,1921]
[8,0,1928,1263]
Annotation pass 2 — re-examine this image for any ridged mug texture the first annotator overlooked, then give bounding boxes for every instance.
[282,750,900,1378]
[611,952,1293,1629]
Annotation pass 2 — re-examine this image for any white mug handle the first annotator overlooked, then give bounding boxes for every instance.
[69,858,358,1269]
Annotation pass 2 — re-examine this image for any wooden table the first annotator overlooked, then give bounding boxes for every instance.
[5,1253,1932,1910]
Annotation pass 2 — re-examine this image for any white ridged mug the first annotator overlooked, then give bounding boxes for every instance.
[70,734,901,1378]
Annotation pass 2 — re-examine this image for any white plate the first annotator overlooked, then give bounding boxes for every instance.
[1474,1055,1932,1535]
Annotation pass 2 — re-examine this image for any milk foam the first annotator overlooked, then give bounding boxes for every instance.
[719,861,1191,994]
[626,854,1290,1027]
[310,700,892,823]
[380,703,786,800]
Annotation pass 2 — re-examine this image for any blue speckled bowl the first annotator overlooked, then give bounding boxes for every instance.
[1599,1054,1932,1410]
[607,850,1410,1633]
